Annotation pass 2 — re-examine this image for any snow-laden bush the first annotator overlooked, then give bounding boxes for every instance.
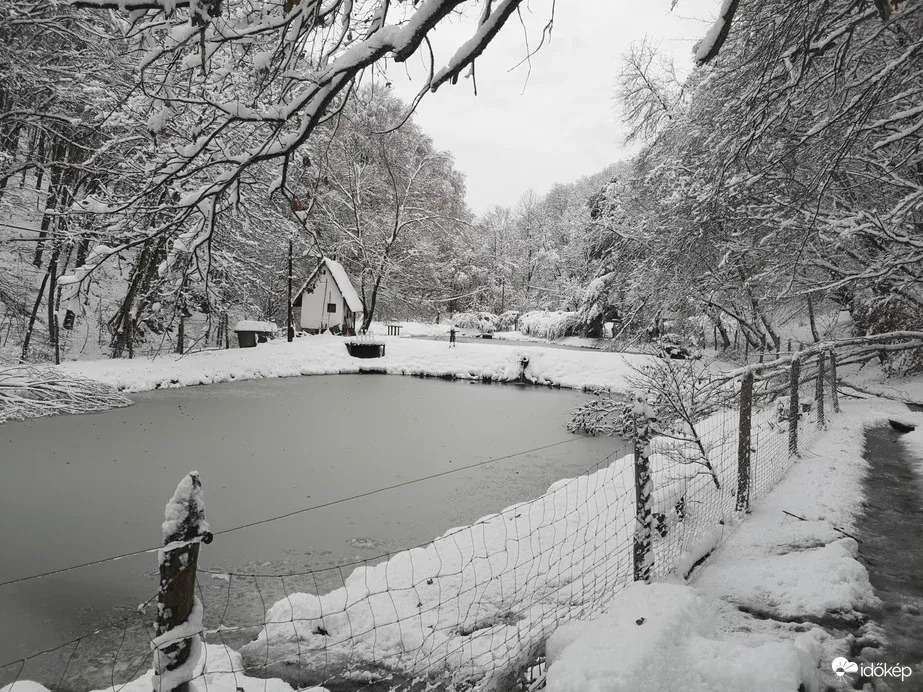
[497,310,520,332]
[450,311,499,333]
[519,310,581,340]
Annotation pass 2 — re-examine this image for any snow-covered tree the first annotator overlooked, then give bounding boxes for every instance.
[298,87,470,328]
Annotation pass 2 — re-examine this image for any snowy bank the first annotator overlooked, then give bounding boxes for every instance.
[58,333,655,394]
[235,387,830,688]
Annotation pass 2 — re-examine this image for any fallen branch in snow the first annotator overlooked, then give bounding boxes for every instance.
[782,509,859,543]
[0,365,131,424]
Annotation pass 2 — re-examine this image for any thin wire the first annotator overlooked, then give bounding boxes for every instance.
[0,588,161,670]
[201,443,629,579]
[0,437,585,588]
[212,437,585,537]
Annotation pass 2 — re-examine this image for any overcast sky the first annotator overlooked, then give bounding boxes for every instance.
[385,0,720,214]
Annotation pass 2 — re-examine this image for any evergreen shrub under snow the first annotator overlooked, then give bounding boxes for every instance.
[518,310,581,340]
[450,311,500,332]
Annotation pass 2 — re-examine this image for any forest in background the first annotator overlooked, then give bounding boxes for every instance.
[1,0,920,372]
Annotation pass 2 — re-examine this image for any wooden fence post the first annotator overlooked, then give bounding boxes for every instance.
[829,349,839,413]
[633,398,655,584]
[815,351,826,429]
[788,357,801,456]
[736,371,754,512]
[154,472,212,692]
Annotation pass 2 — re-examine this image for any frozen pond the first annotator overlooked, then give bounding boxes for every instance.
[0,374,619,687]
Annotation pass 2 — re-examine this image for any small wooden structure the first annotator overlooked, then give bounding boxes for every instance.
[235,320,277,348]
[293,257,364,336]
[386,324,402,336]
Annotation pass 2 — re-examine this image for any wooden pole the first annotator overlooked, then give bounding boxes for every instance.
[788,357,801,456]
[816,351,826,429]
[736,372,754,512]
[154,473,212,692]
[829,349,840,413]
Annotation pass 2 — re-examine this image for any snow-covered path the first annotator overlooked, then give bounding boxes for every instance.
[689,399,923,690]
[543,398,923,691]
[854,423,923,684]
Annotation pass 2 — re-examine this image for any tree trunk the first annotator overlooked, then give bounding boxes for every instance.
[706,308,731,349]
[361,274,384,331]
[20,268,50,362]
[807,295,820,343]
[46,243,61,364]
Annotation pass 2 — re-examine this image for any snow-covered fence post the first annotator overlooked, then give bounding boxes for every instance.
[829,348,840,414]
[815,351,826,429]
[735,371,754,512]
[154,472,212,692]
[632,395,656,584]
[788,357,800,456]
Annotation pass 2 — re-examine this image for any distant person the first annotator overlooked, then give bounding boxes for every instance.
[449,327,456,348]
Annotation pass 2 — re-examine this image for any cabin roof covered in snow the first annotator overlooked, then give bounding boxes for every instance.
[298,257,363,313]
[234,320,277,332]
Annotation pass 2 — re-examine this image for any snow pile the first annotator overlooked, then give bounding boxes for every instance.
[695,538,878,621]
[0,683,52,692]
[240,456,641,685]
[234,320,277,332]
[545,582,820,692]
[518,311,580,340]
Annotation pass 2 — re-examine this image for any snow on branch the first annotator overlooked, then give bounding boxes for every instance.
[431,0,522,89]
[52,0,532,292]
[0,365,131,424]
[693,0,739,66]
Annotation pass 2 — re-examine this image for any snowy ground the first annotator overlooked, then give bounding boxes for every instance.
[11,325,923,691]
[544,397,923,691]
[367,321,613,350]
[57,331,656,394]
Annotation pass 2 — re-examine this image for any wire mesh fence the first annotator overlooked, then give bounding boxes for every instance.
[1,349,841,692]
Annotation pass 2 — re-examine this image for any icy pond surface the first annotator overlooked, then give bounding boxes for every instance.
[0,374,618,685]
